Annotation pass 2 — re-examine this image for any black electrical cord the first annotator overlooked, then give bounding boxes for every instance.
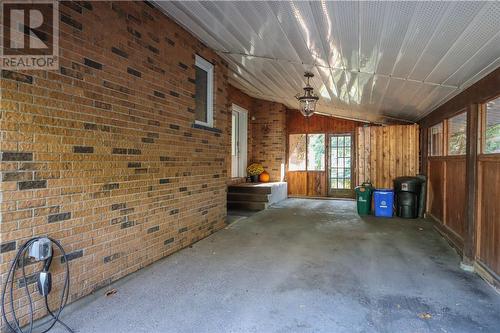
[1,237,74,333]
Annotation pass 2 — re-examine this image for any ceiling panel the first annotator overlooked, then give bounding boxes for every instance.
[157,1,229,51]
[226,55,288,98]
[417,86,457,117]
[216,2,298,62]
[358,73,389,113]
[380,79,423,116]
[403,83,438,112]
[374,1,418,76]
[426,2,500,84]
[173,1,245,51]
[407,2,485,81]
[155,1,500,123]
[327,1,359,71]
[444,33,500,87]
[266,1,317,65]
[391,1,450,78]
[359,2,386,74]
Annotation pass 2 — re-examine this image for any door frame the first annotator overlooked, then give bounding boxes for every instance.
[327,133,355,198]
[231,104,248,178]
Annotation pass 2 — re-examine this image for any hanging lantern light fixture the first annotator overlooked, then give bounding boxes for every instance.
[295,72,319,117]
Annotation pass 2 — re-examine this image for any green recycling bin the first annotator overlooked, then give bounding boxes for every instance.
[355,182,373,215]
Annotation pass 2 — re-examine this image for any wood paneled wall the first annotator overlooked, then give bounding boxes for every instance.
[287,111,362,134]
[419,67,500,285]
[357,124,420,188]
[286,111,362,197]
[287,171,327,197]
[477,156,500,277]
[428,159,445,222]
[427,157,468,243]
[287,171,308,196]
[444,158,467,239]
[427,157,467,251]
[307,172,327,196]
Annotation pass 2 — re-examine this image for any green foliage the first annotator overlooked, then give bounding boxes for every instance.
[448,123,499,154]
[309,134,324,170]
[448,131,466,155]
[485,123,500,154]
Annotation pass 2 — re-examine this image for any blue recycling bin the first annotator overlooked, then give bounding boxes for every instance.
[373,189,394,217]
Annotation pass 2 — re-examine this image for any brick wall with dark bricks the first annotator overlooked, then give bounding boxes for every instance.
[0,1,230,327]
[251,100,287,182]
[227,86,288,182]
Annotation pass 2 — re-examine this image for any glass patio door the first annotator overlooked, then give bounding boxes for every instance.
[329,134,354,197]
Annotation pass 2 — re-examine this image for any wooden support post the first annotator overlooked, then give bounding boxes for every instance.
[462,104,479,269]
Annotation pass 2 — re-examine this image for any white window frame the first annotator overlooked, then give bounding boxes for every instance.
[194,55,214,127]
[231,104,248,178]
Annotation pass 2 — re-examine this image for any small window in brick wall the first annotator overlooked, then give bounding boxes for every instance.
[194,55,214,127]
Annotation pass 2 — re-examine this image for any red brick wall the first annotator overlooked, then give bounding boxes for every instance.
[227,86,287,182]
[0,1,229,327]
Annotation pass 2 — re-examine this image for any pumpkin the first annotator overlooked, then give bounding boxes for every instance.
[259,171,270,183]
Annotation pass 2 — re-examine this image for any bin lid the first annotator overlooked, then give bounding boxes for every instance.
[394,176,423,193]
[394,176,424,185]
[374,188,393,192]
[355,186,372,193]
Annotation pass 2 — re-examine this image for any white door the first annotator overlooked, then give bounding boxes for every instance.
[231,105,248,178]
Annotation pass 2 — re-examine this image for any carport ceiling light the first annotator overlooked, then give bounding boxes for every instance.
[296,72,319,117]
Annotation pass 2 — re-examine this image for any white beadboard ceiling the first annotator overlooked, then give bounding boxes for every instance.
[155,1,500,123]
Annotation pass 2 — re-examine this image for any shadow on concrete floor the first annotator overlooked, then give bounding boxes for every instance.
[227,208,258,224]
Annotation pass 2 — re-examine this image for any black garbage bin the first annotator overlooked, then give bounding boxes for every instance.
[393,177,424,218]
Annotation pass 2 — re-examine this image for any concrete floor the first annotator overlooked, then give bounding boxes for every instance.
[52,199,499,333]
[227,209,257,224]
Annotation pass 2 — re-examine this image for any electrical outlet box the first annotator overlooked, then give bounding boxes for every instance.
[29,238,52,261]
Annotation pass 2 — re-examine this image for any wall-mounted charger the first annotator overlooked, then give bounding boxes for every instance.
[37,271,52,296]
[2,236,73,333]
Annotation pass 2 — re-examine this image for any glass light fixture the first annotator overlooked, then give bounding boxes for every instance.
[295,72,319,117]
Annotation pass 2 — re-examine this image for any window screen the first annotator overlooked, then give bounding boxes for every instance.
[448,113,467,155]
[288,134,306,171]
[484,98,500,154]
[307,134,325,171]
[428,123,443,156]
